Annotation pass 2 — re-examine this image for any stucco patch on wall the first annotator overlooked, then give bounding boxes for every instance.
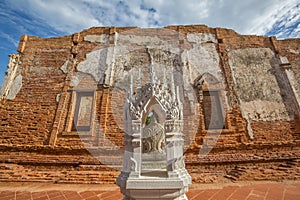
[240,100,289,121]
[117,33,180,55]
[77,29,182,87]
[6,74,22,100]
[77,48,109,83]
[60,60,69,74]
[285,68,300,113]
[228,48,290,137]
[182,33,223,91]
[70,75,80,87]
[186,33,217,44]
[84,34,109,43]
[0,54,22,100]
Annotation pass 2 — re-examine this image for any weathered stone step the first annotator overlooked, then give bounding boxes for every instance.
[224,174,238,181]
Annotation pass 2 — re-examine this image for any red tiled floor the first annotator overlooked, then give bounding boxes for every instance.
[198,189,221,199]
[209,186,238,200]
[67,196,82,200]
[50,195,67,200]
[247,195,265,200]
[93,191,107,196]
[226,186,253,200]
[16,191,31,200]
[265,184,285,200]
[85,196,100,200]
[63,192,82,200]
[31,191,48,199]
[97,191,116,199]
[0,181,299,200]
[46,191,63,199]
[78,191,96,199]
[284,186,299,200]
[33,196,49,200]
[99,191,123,200]
[0,191,15,200]
[186,189,204,199]
[250,184,269,199]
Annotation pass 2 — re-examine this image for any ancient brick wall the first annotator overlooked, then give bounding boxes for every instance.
[0,25,299,184]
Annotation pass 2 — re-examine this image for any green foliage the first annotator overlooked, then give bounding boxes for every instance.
[146,116,151,125]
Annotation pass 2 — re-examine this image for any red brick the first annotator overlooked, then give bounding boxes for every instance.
[0,25,299,184]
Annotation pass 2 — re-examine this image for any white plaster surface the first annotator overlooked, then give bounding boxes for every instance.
[60,60,69,74]
[181,33,224,108]
[70,75,80,87]
[77,48,109,82]
[77,29,182,86]
[6,74,22,100]
[228,48,290,121]
[182,42,221,84]
[84,34,108,43]
[285,69,300,112]
[0,54,20,99]
[186,33,217,44]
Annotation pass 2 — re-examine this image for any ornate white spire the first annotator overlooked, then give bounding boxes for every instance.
[147,48,155,84]
[176,86,183,119]
[136,68,142,89]
[171,67,176,101]
[163,67,167,88]
[130,73,133,97]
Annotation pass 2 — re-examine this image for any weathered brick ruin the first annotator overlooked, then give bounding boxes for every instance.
[0,25,299,184]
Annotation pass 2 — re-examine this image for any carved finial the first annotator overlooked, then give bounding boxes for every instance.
[163,68,167,88]
[176,86,183,119]
[171,67,176,101]
[176,86,179,99]
[147,48,155,84]
[137,68,142,89]
[130,73,133,97]
[150,62,154,84]
[126,90,130,103]
[114,31,119,46]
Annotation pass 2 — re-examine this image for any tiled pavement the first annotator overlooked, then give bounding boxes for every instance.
[0,181,299,200]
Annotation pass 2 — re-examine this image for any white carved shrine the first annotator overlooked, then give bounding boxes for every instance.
[117,64,192,199]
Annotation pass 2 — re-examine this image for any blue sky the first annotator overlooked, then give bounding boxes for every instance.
[0,0,299,85]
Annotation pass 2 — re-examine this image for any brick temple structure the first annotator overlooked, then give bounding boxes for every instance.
[0,25,299,184]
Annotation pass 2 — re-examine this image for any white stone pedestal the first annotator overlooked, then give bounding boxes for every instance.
[117,170,191,200]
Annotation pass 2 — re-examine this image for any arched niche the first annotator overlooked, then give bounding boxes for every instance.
[194,72,222,95]
[140,97,168,177]
[141,100,167,126]
[194,73,227,130]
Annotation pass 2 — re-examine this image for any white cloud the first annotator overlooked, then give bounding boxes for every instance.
[247,0,300,36]
[4,0,300,37]
[0,32,18,47]
[7,0,101,33]
[143,0,211,25]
